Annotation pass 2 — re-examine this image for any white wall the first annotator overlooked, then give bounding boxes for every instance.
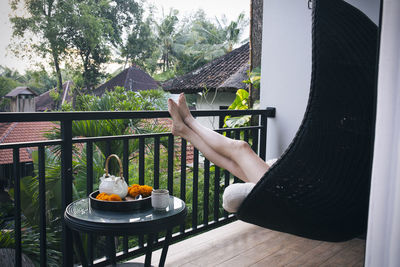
[196,92,236,129]
[260,0,380,160]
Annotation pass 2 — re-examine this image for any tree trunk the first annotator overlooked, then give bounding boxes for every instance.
[52,50,63,110]
[249,0,264,108]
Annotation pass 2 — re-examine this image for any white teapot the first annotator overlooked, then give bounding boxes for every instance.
[98,154,128,198]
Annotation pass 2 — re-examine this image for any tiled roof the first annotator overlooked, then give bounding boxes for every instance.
[35,81,73,112]
[162,43,250,94]
[93,65,160,96]
[0,122,57,164]
[5,87,38,97]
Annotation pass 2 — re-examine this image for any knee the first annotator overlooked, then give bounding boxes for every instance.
[222,183,255,213]
[232,140,251,154]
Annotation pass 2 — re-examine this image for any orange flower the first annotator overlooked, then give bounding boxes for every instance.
[128,184,153,198]
[128,184,141,198]
[96,192,110,201]
[108,194,122,201]
[139,185,153,197]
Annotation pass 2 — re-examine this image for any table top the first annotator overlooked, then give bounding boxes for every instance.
[64,196,187,235]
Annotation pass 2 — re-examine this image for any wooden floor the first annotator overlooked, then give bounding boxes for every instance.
[128,221,365,267]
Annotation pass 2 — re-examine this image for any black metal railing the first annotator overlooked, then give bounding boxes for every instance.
[0,108,275,267]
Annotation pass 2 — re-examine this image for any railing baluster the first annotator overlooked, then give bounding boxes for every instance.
[86,141,93,195]
[38,146,47,266]
[123,139,129,254]
[260,110,267,160]
[139,137,145,185]
[168,135,174,195]
[61,120,73,267]
[214,166,220,222]
[154,136,160,189]
[154,136,161,243]
[13,148,22,267]
[223,129,230,218]
[251,128,259,154]
[139,137,145,248]
[224,169,230,218]
[244,129,249,143]
[234,130,241,183]
[180,139,187,233]
[86,141,94,265]
[106,140,111,158]
[204,159,210,226]
[192,148,199,230]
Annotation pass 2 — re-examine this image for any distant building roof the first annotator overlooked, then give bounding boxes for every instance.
[35,81,73,112]
[0,122,57,164]
[92,65,160,96]
[162,43,250,94]
[5,87,38,97]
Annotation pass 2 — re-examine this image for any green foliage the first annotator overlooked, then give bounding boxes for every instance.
[0,74,18,111]
[0,221,62,266]
[0,65,58,97]
[122,7,249,77]
[23,69,58,94]
[152,69,176,82]
[0,202,14,220]
[242,67,261,90]
[224,89,251,128]
[172,11,249,75]
[5,148,71,265]
[224,68,261,128]
[121,16,158,73]
[10,0,143,91]
[0,76,18,97]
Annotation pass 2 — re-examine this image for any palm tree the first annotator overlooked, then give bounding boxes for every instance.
[156,8,179,71]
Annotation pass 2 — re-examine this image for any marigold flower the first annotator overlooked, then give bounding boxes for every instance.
[139,185,153,197]
[108,194,122,201]
[96,192,110,201]
[128,184,141,197]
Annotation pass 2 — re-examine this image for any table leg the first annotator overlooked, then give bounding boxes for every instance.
[144,233,155,267]
[106,236,117,266]
[72,231,88,267]
[159,229,172,267]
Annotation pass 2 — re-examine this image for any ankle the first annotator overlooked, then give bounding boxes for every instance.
[184,116,195,127]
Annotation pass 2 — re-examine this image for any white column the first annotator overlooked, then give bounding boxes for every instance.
[366,0,400,266]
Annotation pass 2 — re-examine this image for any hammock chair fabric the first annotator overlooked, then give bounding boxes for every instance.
[236,0,378,242]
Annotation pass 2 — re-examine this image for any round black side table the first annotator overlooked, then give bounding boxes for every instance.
[64,196,187,267]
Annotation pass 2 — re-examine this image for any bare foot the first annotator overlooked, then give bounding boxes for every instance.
[168,98,189,138]
[177,93,195,125]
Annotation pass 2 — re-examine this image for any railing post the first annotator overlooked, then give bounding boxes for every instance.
[61,120,73,267]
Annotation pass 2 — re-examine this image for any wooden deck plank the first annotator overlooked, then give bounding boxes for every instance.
[126,221,365,267]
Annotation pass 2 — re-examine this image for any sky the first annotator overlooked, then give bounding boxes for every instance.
[0,0,249,74]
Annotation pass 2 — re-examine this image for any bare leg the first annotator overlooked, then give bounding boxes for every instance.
[175,94,269,183]
[168,99,247,180]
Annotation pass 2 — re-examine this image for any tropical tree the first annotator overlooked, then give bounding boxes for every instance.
[172,10,249,75]
[63,0,143,91]
[155,8,179,72]
[121,13,158,73]
[10,0,143,93]
[10,0,68,93]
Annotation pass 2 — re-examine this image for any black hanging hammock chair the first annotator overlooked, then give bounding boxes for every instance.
[236,0,378,242]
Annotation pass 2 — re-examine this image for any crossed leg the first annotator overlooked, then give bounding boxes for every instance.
[168,94,269,183]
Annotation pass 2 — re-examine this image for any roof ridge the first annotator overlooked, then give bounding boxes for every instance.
[0,122,18,143]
